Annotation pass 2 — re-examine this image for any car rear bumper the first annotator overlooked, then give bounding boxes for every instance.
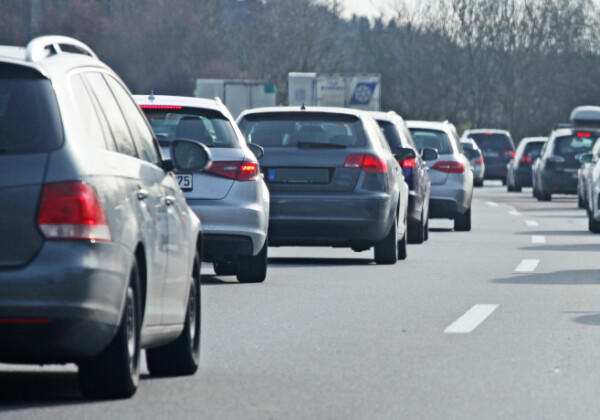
[268,192,395,246]
[0,241,129,364]
[541,170,578,194]
[429,181,472,218]
[484,161,509,179]
[515,167,533,187]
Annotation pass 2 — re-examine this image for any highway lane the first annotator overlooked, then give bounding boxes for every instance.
[2,182,600,419]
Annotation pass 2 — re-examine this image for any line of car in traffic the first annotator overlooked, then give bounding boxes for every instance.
[0,36,479,400]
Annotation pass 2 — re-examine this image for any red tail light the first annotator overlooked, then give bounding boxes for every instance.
[432,161,465,173]
[476,155,483,165]
[38,182,111,242]
[138,105,183,109]
[577,132,591,137]
[502,150,515,159]
[344,155,387,173]
[401,158,416,168]
[206,161,260,181]
[519,155,533,165]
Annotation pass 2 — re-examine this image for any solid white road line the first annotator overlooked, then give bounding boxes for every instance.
[486,201,499,207]
[531,235,546,244]
[525,220,539,227]
[515,259,540,272]
[444,304,499,334]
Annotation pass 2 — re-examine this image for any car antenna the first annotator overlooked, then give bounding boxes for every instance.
[149,90,155,102]
[301,103,306,111]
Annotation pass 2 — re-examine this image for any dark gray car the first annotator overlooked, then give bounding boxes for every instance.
[0,36,209,399]
[238,107,409,264]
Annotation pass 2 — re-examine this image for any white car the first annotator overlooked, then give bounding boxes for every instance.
[135,95,270,282]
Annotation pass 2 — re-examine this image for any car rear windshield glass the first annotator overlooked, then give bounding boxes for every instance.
[0,63,63,154]
[553,135,594,156]
[409,129,453,154]
[523,142,544,158]
[470,133,514,152]
[238,113,365,148]
[141,108,239,148]
[377,121,402,151]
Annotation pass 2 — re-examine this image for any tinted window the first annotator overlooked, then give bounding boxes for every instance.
[238,113,365,148]
[84,72,137,157]
[553,135,594,156]
[409,129,453,154]
[377,121,402,152]
[0,63,63,154]
[523,142,544,158]
[70,74,108,150]
[470,133,514,152]
[142,108,238,149]
[106,77,159,164]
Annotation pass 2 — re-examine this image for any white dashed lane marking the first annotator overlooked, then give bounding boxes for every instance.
[526,220,539,227]
[509,210,521,216]
[486,201,499,207]
[515,259,540,272]
[445,305,500,334]
[531,235,546,244]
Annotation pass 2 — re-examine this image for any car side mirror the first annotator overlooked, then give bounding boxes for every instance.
[170,139,213,172]
[248,143,265,159]
[421,147,439,161]
[394,147,417,161]
[579,152,593,164]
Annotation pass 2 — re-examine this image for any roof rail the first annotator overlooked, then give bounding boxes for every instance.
[26,35,97,63]
[553,122,573,130]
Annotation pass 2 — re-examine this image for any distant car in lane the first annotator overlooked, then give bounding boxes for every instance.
[407,120,474,231]
[135,94,270,283]
[372,111,437,244]
[577,136,600,209]
[461,129,515,185]
[506,137,547,192]
[238,106,410,264]
[460,138,485,187]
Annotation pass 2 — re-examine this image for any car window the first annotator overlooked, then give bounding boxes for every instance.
[0,63,63,154]
[83,72,138,158]
[106,76,160,165]
[553,135,594,156]
[408,128,453,154]
[377,120,402,153]
[401,125,417,149]
[70,74,110,150]
[470,133,514,152]
[141,107,239,149]
[523,141,544,158]
[238,113,365,148]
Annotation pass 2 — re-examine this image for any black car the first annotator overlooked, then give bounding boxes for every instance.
[461,129,515,184]
[237,107,410,264]
[506,137,547,192]
[533,128,596,201]
[372,111,437,244]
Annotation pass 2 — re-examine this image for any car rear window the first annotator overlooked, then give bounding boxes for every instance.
[238,113,365,148]
[470,133,514,152]
[409,129,453,154]
[553,135,594,156]
[140,107,239,148]
[0,63,63,154]
[523,142,544,158]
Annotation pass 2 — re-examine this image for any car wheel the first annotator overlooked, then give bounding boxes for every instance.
[474,179,484,187]
[507,182,513,192]
[454,207,471,232]
[540,190,552,201]
[589,211,600,233]
[78,261,141,399]
[213,261,238,276]
[397,227,407,260]
[237,239,268,283]
[502,178,507,186]
[147,252,201,376]
[407,210,425,244]
[424,218,429,241]
[374,213,398,265]
[578,189,585,209]
[514,183,522,192]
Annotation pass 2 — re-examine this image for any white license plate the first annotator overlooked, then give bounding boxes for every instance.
[177,174,193,191]
[484,151,499,157]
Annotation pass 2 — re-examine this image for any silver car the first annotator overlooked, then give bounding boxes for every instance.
[460,137,485,186]
[135,95,270,283]
[406,121,474,231]
[0,36,208,399]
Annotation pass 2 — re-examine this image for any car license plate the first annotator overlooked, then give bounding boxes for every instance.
[484,151,499,157]
[177,174,193,191]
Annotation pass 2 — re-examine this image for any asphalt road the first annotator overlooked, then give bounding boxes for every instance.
[3,182,600,419]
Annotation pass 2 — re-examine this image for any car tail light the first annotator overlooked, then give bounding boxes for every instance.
[519,155,534,165]
[547,155,565,163]
[401,158,416,168]
[206,161,260,181]
[344,155,387,173]
[476,155,484,165]
[38,182,111,242]
[502,150,515,159]
[138,105,183,109]
[577,132,591,137]
[432,161,465,173]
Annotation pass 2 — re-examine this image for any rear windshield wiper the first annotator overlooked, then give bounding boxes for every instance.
[297,141,347,149]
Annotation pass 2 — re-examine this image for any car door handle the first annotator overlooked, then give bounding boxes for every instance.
[163,195,176,206]
[136,189,149,200]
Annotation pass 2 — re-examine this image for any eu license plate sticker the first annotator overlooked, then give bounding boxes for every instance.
[177,174,193,191]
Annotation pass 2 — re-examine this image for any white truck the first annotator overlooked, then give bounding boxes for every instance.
[193,79,277,118]
[288,72,381,111]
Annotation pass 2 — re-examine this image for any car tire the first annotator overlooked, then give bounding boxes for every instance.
[374,214,398,265]
[507,182,513,192]
[424,218,429,241]
[147,253,201,376]
[474,179,484,187]
[514,183,522,192]
[454,206,471,232]
[578,189,585,209]
[213,261,238,276]
[540,190,552,201]
[407,210,425,244]
[502,179,507,186]
[398,228,407,260]
[237,239,268,283]
[589,212,600,233]
[78,261,141,400]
